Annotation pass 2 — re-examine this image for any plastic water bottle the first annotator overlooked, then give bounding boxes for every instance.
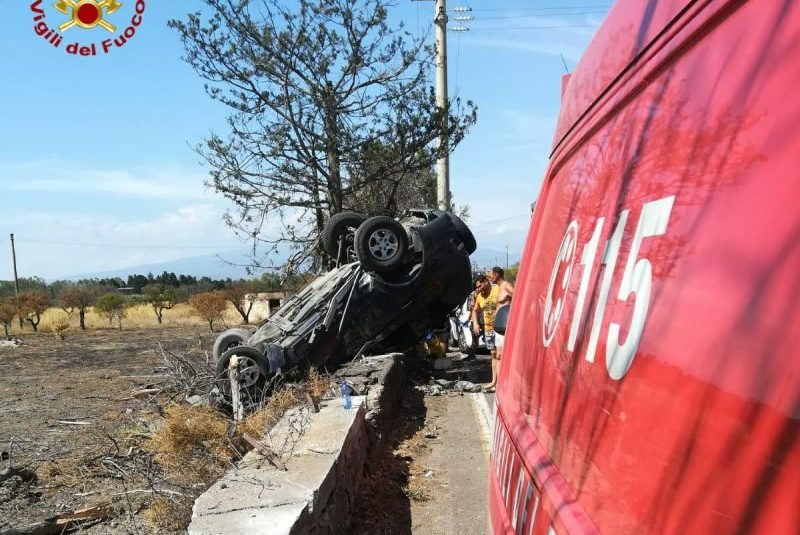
[340,380,352,410]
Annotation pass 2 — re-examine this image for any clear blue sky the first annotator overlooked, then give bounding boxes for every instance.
[0,1,610,279]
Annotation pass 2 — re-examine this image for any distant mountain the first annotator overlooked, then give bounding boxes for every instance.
[67,249,282,281]
[66,245,519,282]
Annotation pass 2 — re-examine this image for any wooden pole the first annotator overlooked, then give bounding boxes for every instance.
[10,234,22,328]
[229,355,243,421]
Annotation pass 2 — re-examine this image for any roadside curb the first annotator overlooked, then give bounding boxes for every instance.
[189,353,405,534]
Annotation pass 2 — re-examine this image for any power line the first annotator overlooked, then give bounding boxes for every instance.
[465,24,599,31]
[468,4,612,11]
[14,238,242,250]
[476,214,529,225]
[474,11,608,20]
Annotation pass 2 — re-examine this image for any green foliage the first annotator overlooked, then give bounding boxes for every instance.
[142,284,180,324]
[0,277,47,300]
[95,292,129,330]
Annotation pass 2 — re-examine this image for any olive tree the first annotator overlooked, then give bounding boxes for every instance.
[223,281,260,324]
[60,285,96,331]
[95,293,128,330]
[16,290,50,333]
[170,0,477,270]
[0,299,16,340]
[142,284,179,325]
[188,291,229,332]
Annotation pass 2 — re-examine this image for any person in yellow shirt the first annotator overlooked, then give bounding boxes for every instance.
[472,275,499,392]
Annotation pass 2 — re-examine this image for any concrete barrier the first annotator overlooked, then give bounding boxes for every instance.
[189,353,405,535]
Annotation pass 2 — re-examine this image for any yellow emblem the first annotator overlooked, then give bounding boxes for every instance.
[54,0,122,33]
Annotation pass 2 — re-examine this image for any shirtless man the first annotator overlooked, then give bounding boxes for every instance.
[487,267,514,388]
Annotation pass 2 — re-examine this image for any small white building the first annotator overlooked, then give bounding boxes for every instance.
[245,291,287,323]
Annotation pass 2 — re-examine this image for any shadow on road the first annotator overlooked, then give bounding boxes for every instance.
[351,380,426,535]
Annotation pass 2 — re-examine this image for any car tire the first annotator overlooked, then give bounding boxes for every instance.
[451,214,477,254]
[322,211,365,264]
[355,216,409,273]
[215,346,270,400]
[212,328,252,362]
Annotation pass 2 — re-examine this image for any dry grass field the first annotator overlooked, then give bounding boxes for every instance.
[6,303,262,336]
[0,320,326,533]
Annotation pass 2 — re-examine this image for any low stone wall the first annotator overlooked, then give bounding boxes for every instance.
[189,353,405,535]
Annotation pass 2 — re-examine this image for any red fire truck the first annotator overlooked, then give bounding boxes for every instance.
[489,0,800,533]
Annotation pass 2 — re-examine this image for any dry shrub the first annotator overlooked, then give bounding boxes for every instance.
[141,368,333,532]
[306,368,334,401]
[146,404,235,485]
[142,495,193,534]
[51,321,69,340]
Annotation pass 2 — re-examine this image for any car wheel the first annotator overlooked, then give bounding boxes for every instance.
[215,346,270,401]
[451,214,477,254]
[322,211,365,264]
[355,216,409,273]
[212,328,252,362]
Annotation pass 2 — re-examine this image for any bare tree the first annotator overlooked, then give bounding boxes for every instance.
[223,281,260,324]
[170,0,477,271]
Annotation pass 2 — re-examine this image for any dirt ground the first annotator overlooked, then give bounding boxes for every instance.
[351,354,492,535]
[0,326,218,534]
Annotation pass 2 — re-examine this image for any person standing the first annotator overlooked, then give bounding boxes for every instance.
[465,277,484,360]
[472,275,499,391]
[487,267,514,389]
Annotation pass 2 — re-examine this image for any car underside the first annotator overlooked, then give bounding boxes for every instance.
[212,209,476,404]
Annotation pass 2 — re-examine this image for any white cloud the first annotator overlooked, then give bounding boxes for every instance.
[0,203,248,277]
[0,160,212,200]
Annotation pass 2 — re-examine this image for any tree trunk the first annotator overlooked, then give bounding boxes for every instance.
[2,323,8,340]
[208,320,214,332]
[79,309,86,331]
[323,86,343,214]
[117,316,123,331]
[156,309,163,324]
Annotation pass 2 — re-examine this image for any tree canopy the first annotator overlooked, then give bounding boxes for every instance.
[170,0,477,271]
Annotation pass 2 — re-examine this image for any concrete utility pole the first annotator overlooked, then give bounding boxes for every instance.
[10,234,21,328]
[434,0,450,210]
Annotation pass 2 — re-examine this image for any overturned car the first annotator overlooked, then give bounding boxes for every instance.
[213,209,476,401]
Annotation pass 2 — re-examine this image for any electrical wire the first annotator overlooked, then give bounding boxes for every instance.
[466,4,612,12]
[14,238,242,250]
[465,24,600,31]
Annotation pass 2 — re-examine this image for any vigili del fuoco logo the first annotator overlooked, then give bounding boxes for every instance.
[31,0,146,56]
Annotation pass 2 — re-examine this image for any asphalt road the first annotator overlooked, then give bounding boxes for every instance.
[409,351,496,534]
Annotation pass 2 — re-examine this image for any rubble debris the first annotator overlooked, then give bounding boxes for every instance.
[452,380,482,393]
[416,380,483,395]
[416,384,444,396]
[0,338,23,348]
